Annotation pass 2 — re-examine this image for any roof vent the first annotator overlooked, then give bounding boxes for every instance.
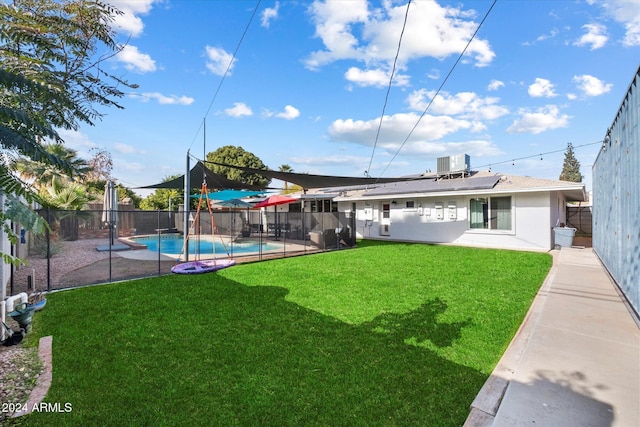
[437,154,470,175]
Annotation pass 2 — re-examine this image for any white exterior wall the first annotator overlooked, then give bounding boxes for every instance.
[347,191,557,251]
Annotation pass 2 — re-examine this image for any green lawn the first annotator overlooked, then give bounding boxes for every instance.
[17,241,551,426]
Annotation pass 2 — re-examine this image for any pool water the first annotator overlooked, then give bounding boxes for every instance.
[131,235,279,255]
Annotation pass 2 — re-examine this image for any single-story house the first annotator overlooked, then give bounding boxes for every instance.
[318,170,586,252]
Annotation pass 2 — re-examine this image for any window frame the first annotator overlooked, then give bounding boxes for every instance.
[468,195,513,232]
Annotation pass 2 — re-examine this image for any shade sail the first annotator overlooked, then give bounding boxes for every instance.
[206,161,421,189]
[139,162,267,191]
[189,189,264,200]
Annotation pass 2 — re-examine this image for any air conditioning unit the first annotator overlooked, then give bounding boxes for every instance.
[437,154,470,174]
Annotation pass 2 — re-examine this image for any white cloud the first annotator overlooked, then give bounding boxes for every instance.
[116,45,156,73]
[487,80,505,91]
[56,128,97,156]
[328,112,479,148]
[305,0,494,71]
[114,143,144,154]
[344,66,410,87]
[406,89,509,121]
[205,46,236,76]
[261,2,279,28]
[225,102,253,118]
[507,105,570,134]
[528,78,557,98]
[136,92,194,105]
[597,0,640,46]
[276,105,300,120]
[107,0,158,37]
[574,23,608,50]
[264,105,301,120]
[327,112,501,159]
[573,74,613,96]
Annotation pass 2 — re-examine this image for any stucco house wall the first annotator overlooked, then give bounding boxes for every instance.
[345,190,563,251]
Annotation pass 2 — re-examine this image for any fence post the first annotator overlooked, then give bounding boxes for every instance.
[46,208,51,292]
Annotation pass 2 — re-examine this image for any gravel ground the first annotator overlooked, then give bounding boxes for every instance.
[10,238,112,294]
[0,331,42,422]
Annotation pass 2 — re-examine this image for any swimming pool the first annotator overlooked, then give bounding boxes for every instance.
[129,235,280,256]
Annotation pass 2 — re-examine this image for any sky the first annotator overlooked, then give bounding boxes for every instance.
[61,0,640,196]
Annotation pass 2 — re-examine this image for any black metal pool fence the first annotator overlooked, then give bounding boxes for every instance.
[7,208,355,296]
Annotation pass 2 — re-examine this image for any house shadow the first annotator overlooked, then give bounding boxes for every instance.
[482,369,614,426]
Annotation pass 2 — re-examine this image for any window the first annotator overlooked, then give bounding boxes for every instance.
[382,203,390,219]
[470,196,511,230]
[405,201,415,209]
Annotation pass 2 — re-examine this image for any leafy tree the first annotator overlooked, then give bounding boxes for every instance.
[140,175,183,210]
[559,143,583,182]
[85,147,113,182]
[206,145,271,187]
[0,0,136,264]
[84,179,142,208]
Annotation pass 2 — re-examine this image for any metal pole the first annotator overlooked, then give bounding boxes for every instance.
[183,151,191,262]
[46,208,51,291]
[157,209,161,275]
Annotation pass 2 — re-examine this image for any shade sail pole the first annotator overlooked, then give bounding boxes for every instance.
[183,151,191,262]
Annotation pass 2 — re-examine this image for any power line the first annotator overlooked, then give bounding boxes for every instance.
[366,0,412,177]
[187,0,262,153]
[375,0,497,181]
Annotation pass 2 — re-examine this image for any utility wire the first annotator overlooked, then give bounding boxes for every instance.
[375,0,497,181]
[473,140,602,171]
[188,0,262,152]
[366,0,412,177]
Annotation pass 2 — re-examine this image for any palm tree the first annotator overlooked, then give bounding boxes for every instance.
[15,143,90,191]
[279,164,293,191]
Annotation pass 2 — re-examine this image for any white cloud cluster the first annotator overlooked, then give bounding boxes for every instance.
[598,0,640,46]
[205,46,236,76]
[528,78,557,98]
[306,0,495,87]
[273,105,301,120]
[344,67,410,87]
[574,23,608,50]
[108,1,158,73]
[573,74,612,97]
[406,89,509,121]
[487,80,504,91]
[136,92,194,105]
[116,45,156,73]
[108,0,157,37]
[261,2,279,28]
[225,102,253,118]
[507,105,570,135]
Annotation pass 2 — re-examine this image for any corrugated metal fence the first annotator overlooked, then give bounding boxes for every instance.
[592,65,640,316]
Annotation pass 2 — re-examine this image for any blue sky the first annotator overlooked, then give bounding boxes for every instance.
[61,0,640,195]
